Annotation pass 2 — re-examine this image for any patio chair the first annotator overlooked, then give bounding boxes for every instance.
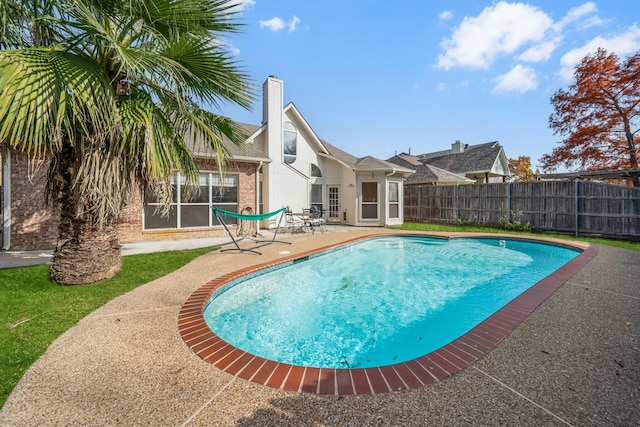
[285,207,306,234]
[307,206,327,233]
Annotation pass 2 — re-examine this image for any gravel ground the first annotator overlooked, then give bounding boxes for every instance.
[1,229,638,426]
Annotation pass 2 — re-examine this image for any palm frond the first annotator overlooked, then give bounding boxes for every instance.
[0,47,119,156]
[118,90,200,207]
[160,32,255,109]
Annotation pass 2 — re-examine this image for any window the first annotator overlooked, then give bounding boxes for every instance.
[283,121,297,164]
[361,181,378,220]
[311,184,322,211]
[388,182,399,219]
[311,163,322,177]
[144,173,239,230]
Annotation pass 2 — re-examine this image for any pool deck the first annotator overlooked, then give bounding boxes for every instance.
[1,228,639,426]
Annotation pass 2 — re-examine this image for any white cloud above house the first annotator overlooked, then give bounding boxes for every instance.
[259,16,301,34]
[439,10,453,21]
[433,1,640,94]
[436,1,610,72]
[518,37,562,62]
[436,2,553,70]
[558,23,640,81]
[229,0,255,14]
[288,16,301,34]
[492,64,538,93]
[259,17,285,31]
[554,1,598,30]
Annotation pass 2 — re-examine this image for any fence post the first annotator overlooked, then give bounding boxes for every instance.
[456,184,460,220]
[574,179,579,237]
[506,182,511,221]
[418,186,422,222]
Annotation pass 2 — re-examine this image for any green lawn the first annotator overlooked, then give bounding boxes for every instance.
[0,247,215,408]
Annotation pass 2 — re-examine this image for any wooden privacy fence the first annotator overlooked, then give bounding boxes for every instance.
[404,181,640,239]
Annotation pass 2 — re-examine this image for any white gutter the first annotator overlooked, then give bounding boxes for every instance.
[231,156,272,164]
[385,168,397,177]
[255,161,263,232]
[3,151,11,250]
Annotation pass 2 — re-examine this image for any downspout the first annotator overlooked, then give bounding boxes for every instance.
[2,151,11,250]
[255,161,263,232]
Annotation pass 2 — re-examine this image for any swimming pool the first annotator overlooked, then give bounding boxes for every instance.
[179,233,593,395]
[203,236,578,369]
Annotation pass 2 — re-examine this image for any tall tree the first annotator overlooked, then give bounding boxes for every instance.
[508,156,534,182]
[541,48,640,187]
[0,0,253,284]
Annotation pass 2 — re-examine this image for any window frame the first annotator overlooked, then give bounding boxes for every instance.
[360,181,379,220]
[143,172,239,230]
[388,181,400,219]
[283,121,297,165]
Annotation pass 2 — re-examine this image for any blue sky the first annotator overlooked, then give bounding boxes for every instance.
[220,1,640,171]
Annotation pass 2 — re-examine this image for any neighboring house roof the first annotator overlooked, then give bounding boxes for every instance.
[418,141,504,174]
[388,141,509,183]
[387,154,473,185]
[322,141,414,176]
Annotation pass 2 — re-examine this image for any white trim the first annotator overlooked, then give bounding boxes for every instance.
[2,151,10,250]
[359,180,379,222]
[255,161,262,232]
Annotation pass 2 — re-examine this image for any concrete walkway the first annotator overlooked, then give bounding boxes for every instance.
[0,230,638,426]
[0,236,232,269]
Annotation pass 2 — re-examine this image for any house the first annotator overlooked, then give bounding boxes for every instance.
[1,76,414,251]
[388,140,510,185]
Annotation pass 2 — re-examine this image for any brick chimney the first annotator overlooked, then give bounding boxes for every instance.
[452,140,464,154]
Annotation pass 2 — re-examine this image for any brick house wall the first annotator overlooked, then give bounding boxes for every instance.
[8,154,58,250]
[6,154,258,250]
[118,159,259,243]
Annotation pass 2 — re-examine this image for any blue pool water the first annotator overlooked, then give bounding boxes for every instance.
[204,236,579,369]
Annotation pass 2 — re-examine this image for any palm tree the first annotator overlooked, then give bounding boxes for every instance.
[0,0,253,284]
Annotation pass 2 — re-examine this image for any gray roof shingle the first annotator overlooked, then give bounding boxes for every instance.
[186,123,269,161]
[322,141,414,173]
[387,154,472,184]
[418,141,502,173]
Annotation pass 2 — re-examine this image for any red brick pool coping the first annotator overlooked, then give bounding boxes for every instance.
[178,233,597,396]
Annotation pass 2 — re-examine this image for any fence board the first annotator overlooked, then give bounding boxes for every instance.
[404,181,640,239]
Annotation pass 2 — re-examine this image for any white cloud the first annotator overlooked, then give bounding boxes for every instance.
[229,45,241,56]
[436,1,605,70]
[492,64,538,93]
[559,24,640,81]
[519,37,562,62]
[555,2,597,30]
[437,82,446,91]
[437,1,553,70]
[259,17,286,32]
[289,16,300,34]
[439,10,453,21]
[229,0,255,14]
[259,16,301,34]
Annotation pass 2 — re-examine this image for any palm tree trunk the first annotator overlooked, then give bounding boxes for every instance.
[49,144,122,285]
[50,202,122,285]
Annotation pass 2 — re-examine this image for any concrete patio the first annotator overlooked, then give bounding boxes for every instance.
[0,229,638,426]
